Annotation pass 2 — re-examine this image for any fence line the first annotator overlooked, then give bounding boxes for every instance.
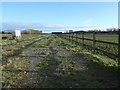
[118,29,120,71]
[56,31,119,60]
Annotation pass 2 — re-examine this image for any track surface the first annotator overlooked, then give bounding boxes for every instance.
[2,35,118,88]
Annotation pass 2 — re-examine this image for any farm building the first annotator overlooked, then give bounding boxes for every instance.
[51,32,62,34]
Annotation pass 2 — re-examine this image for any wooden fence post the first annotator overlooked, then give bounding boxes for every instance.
[93,32,96,53]
[65,33,67,40]
[71,33,73,43]
[117,2,119,78]
[69,33,70,42]
[66,33,67,39]
[72,33,74,43]
[118,28,120,74]
[64,33,66,39]
[73,33,74,43]
[76,33,78,44]
[71,33,72,43]
[82,32,84,47]
[66,34,68,40]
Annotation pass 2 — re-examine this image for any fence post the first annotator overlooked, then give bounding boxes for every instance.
[76,33,78,44]
[66,33,68,40]
[65,33,67,40]
[73,33,74,44]
[64,33,66,39]
[71,33,73,43]
[72,33,73,43]
[93,32,96,53]
[118,28,120,75]
[82,32,84,47]
[69,33,70,42]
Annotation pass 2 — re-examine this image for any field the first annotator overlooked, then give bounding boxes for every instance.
[63,33,118,59]
[1,34,118,88]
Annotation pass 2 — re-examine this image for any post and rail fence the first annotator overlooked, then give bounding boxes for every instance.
[56,30,120,61]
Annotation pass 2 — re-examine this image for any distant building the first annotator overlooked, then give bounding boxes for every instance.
[106,28,118,31]
[73,31,84,33]
[69,30,73,33]
[51,32,62,34]
[64,30,69,33]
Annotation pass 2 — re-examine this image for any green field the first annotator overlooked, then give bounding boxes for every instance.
[65,33,118,58]
[1,34,118,88]
[83,33,118,43]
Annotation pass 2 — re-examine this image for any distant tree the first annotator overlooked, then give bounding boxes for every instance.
[22,29,42,34]
[2,31,5,34]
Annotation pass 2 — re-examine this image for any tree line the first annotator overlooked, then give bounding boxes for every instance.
[1,29,42,34]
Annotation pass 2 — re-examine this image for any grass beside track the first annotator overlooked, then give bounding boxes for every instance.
[1,34,118,88]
